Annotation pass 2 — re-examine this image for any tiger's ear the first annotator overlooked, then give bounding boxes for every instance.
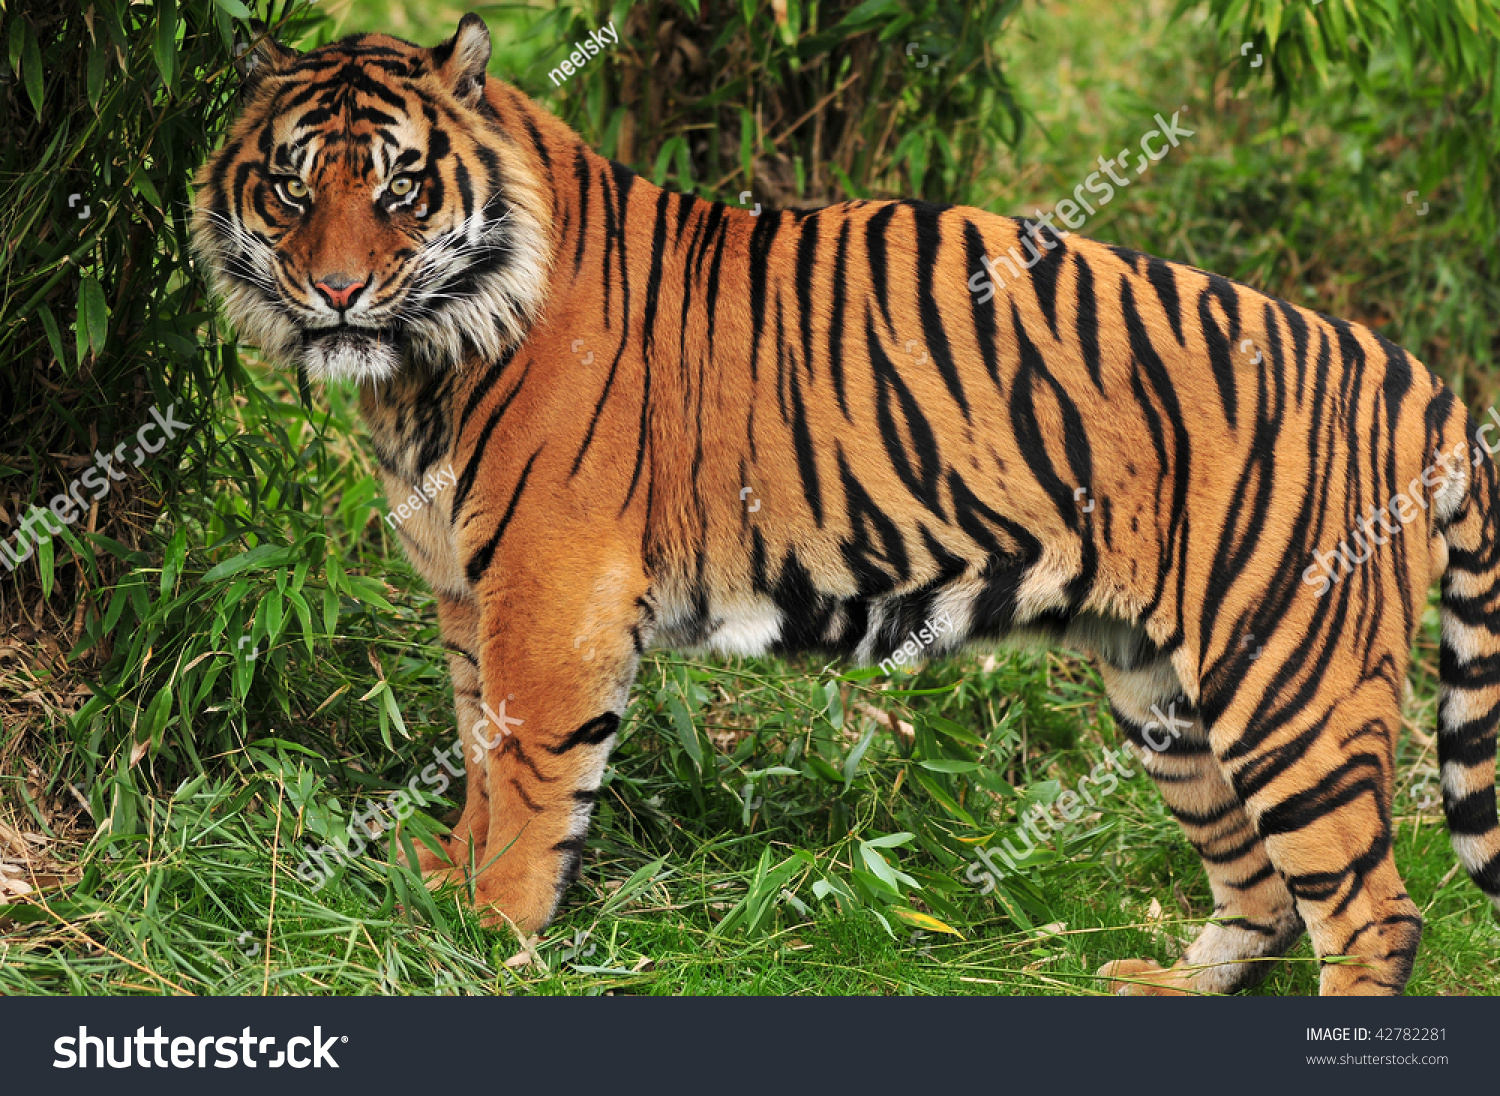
[434,13,491,107]
[234,20,298,95]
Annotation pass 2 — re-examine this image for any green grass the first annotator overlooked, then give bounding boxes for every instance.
[3,632,1495,996]
[3,0,1498,996]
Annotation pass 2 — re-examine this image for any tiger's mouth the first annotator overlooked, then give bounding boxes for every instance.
[300,324,406,383]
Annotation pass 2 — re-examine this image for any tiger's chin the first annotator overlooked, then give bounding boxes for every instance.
[301,328,405,383]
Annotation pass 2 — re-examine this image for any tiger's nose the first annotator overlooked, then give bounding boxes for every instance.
[313,274,368,310]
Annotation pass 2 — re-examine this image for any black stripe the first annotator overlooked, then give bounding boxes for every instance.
[947,468,1040,562]
[865,204,898,335]
[621,346,651,514]
[1197,832,1262,865]
[914,203,969,419]
[1073,252,1103,392]
[640,190,672,359]
[546,713,621,755]
[837,447,910,596]
[522,114,550,172]
[452,359,529,521]
[746,211,782,383]
[1016,217,1064,339]
[829,220,853,420]
[1224,863,1278,891]
[442,640,479,669]
[1275,298,1311,403]
[1254,763,1383,840]
[1144,256,1184,346]
[673,189,694,243]
[1441,646,1500,687]
[1121,277,1191,647]
[457,340,522,443]
[464,447,541,584]
[870,306,944,518]
[1009,303,1093,533]
[571,146,590,277]
[1443,787,1499,836]
[572,166,634,474]
[795,214,820,380]
[1198,274,1241,429]
[1210,916,1281,937]
[1470,849,1500,894]
[500,734,557,783]
[788,346,823,525]
[963,220,1000,393]
[510,776,542,813]
[1437,707,1499,768]
[702,207,730,367]
[1169,800,1241,827]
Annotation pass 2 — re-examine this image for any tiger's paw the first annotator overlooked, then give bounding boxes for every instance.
[468,874,558,936]
[400,828,483,886]
[407,849,545,935]
[1096,958,1195,996]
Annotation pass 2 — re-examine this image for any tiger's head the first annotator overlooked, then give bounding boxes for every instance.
[192,15,551,383]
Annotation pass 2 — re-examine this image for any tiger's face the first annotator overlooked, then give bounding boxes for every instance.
[192,15,551,382]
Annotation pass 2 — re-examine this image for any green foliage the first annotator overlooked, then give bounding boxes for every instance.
[469,0,1027,206]
[1190,0,1500,106]
[2,0,250,488]
[1186,0,1500,254]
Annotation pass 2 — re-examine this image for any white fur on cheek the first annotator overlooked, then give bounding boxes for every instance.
[404,198,551,368]
[190,211,302,365]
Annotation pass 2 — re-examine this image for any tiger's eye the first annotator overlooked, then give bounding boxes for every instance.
[283,178,309,199]
[389,176,415,197]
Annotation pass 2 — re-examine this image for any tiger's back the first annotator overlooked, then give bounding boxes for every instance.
[193,15,1500,995]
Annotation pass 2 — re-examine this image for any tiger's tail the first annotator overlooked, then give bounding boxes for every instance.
[1437,418,1500,913]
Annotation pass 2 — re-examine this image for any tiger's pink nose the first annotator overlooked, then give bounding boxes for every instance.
[313,275,367,310]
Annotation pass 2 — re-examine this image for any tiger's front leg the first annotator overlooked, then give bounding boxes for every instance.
[409,593,490,881]
[451,558,650,934]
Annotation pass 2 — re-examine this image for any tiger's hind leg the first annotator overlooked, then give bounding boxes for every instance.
[1206,652,1422,996]
[1095,660,1304,995]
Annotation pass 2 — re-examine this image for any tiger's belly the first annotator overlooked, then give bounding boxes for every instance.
[646,554,1164,676]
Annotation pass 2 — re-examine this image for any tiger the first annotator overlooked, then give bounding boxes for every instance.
[190,13,1500,996]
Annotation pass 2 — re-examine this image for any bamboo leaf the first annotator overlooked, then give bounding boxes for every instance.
[894,908,964,937]
[79,276,110,357]
[87,40,106,110]
[154,0,178,90]
[37,305,67,370]
[201,543,290,584]
[21,20,43,116]
[665,694,702,766]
